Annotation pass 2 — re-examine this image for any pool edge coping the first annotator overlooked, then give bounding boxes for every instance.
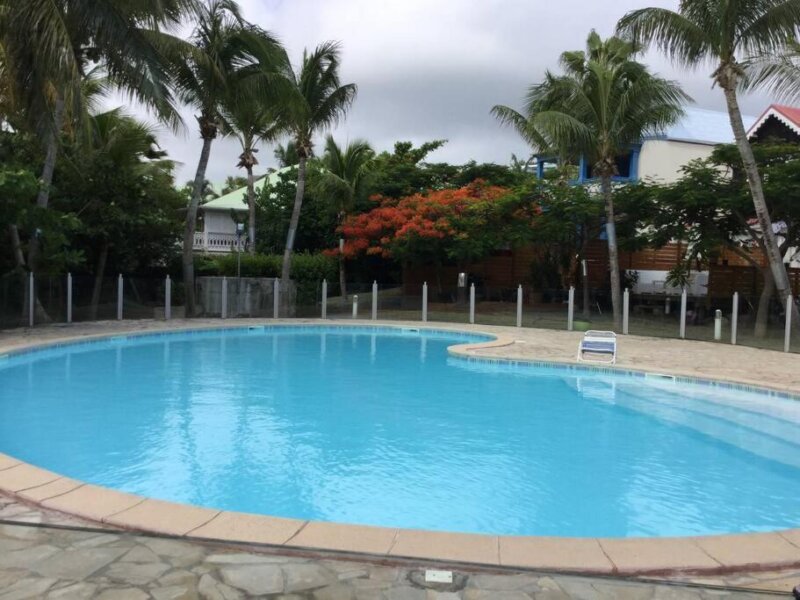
[1,319,799,577]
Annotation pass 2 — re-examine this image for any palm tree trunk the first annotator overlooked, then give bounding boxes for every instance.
[89,242,110,320]
[754,266,774,339]
[721,84,800,329]
[8,224,25,269]
[28,96,65,273]
[246,164,256,255]
[581,237,591,318]
[281,156,307,285]
[10,224,51,324]
[601,175,622,330]
[183,135,215,317]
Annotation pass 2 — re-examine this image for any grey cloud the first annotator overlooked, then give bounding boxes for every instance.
[143,0,774,183]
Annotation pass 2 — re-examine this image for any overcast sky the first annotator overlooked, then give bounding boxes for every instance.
[138,0,773,185]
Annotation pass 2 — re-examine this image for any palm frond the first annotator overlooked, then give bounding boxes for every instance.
[743,39,800,101]
[616,7,712,68]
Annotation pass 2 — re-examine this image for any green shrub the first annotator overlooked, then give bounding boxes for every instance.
[193,253,337,305]
[206,254,281,278]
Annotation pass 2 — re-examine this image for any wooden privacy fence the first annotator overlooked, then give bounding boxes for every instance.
[707,265,800,299]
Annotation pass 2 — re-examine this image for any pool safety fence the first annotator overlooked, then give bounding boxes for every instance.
[3,273,798,354]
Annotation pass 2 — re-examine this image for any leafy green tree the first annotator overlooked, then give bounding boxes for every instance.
[452,161,530,188]
[641,142,800,336]
[56,108,183,316]
[618,0,800,326]
[255,165,338,255]
[173,0,285,315]
[0,0,192,275]
[494,32,687,329]
[526,182,603,316]
[368,140,449,198]
[272,42,357,289]
[317,135,375,297]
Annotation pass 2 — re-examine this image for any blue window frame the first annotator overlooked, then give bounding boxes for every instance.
[535,145,641,184]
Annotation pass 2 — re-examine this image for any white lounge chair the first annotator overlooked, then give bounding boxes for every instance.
[577,330,617,364]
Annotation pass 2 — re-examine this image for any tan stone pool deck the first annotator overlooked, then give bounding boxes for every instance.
[1,318,799,581]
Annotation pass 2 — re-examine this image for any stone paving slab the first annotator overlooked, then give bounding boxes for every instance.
[0,512,792,599]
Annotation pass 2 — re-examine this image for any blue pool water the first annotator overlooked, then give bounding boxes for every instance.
[1,326,799,538]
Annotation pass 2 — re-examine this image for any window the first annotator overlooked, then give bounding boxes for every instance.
[584,150,635,180]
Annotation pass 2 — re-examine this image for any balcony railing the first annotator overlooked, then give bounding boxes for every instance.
[193,231,242,253]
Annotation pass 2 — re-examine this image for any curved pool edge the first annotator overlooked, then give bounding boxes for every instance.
[1,320,800,577]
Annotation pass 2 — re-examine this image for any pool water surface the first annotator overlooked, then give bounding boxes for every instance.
[0,326,798,538]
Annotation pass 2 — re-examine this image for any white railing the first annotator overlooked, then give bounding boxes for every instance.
[193,231,241,253]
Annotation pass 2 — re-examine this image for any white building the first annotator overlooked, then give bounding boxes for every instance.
[193,167,295,253]
[535,107,756,184]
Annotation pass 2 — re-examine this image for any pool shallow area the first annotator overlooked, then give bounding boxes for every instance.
[0,325,799,540]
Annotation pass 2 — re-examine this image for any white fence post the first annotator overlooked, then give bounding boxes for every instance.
[469,283,475,324]
[785,294,793,353]
[273,278,280,319]
[116,274,123,321]
[731,292,738,345]
[352,295,359,319]
[623,288,630,335]
[165,275,171,320]
[221,277,228,319]
[422,282,428,322]
[516,285,523,328]
[714,309,722,340]
[321,279,328,319]
[679,287,687,339]
[28,272,34,327]
[567,286,575,331]
[372,281,378,321]
[66,273,72,324]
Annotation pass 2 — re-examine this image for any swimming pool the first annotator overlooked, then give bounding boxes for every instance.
[0,325,798,538]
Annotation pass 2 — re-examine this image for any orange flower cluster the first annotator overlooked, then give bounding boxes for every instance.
[330,181,508,259]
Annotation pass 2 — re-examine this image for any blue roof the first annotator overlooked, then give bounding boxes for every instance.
[648,107,757,145]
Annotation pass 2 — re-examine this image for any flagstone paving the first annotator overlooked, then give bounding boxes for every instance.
[0,493,797,599]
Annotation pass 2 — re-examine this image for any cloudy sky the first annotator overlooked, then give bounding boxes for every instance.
[142,0,773,185]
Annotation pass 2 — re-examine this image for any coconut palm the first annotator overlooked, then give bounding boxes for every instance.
[496,32,687,329]
[273,42,357,292]
[0,0,193,272]
[75,108,171,318]
[174,0,284,315]
[617,0,800,325]
[221,176,248,194]
[274,141,299,167]
[317,135,375,299]
[222,78,284,254]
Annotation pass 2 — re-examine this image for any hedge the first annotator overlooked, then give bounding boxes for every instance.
[194,253,338,304]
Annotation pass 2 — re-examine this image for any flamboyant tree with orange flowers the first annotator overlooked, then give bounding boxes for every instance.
[331,180,543,291]
[333,178,605,299]
[336,181,500,258]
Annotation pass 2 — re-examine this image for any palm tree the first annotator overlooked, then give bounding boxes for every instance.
[0,0,192,273]
[317,135,375,299]
[221,176,248,195]
[174,0,284,315]
[617,0,800,326]
[222,67,284,254]
[273,42,357,293]
[495,32,687,329]
[274,141,299,167]
[76,108,170,318]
